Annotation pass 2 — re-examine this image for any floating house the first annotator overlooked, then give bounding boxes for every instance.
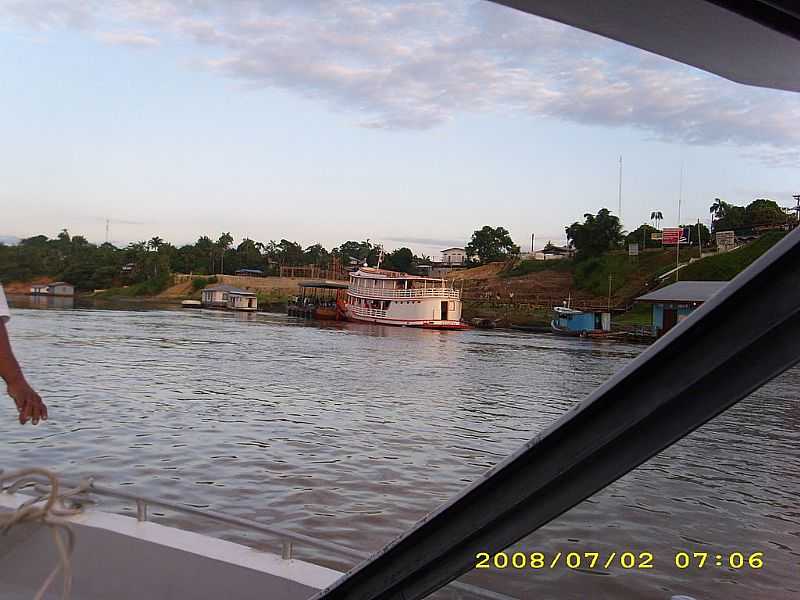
[227,290,258,311]
[636,281,727,336]
[201,284,257,311]
[30,282,74,297]
[550,305,611,337]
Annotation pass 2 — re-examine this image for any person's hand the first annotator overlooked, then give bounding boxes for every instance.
[7,377,47,425]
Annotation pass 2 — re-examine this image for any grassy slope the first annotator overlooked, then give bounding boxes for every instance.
[680,231,786,281]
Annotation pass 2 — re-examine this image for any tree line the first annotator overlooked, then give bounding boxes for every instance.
[0,231,434,292]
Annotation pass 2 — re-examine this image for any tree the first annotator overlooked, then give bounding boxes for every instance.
[382,247,415,273]
[148,236,164,252]
[303,243,329,266]
[709,198,725,221]
[565,208,624,260]
[745,198,787,226]
[650,211,663,229]
[626,224,661,249]
[216,232,233,274]
[465,226,519,264]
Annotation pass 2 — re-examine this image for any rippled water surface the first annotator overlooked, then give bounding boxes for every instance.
[2,301,798,599]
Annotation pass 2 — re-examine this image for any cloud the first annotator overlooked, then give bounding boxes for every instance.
[2,0,799,165]
[97,31,159,48]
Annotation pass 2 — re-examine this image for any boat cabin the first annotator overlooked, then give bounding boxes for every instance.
[551,306,611,336]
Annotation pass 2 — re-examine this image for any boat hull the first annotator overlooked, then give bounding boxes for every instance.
[347,313,468,329]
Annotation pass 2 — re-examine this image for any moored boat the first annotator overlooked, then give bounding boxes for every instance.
[551,303,612,337]
[344,267,466,329]
[181,299,202,308]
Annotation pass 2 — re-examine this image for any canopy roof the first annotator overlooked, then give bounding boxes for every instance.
[492,0,800,92]
[636,281,728,303]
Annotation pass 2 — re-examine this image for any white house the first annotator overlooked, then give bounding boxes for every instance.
[440,248,466,265]
[227,290,258,312]
[201,284,258,311]
[48,282,75,296]
[30,284,49,295]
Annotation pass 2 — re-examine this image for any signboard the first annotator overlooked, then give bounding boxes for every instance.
[650,231,662,241]
[662,227,682,245]
[628,243,639,256]
[716,230,735,252]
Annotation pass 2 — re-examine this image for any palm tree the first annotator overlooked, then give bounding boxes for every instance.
[709,198,725,220]
[216,232,233,275]
[650,211,663,229]
[148,236,164,252]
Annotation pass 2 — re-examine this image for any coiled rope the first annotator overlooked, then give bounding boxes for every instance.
[0,468,91,600]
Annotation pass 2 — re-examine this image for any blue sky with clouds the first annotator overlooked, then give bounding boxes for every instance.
[2,0,798,256]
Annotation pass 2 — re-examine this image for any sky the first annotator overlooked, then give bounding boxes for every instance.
[1,0,798,258]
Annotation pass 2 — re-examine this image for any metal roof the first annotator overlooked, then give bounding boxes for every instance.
[203,284,247,293]
[491,0,800,92]
[299,280,349,289]
[636,281,728,303]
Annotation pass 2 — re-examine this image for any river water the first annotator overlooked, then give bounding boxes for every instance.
[1,300,798,599]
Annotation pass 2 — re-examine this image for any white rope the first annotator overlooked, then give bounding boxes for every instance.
[0,468,89,600]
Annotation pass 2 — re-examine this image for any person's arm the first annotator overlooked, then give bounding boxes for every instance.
[0,286,47,425]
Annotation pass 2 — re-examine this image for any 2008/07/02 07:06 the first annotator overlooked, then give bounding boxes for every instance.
[475,551,765,570]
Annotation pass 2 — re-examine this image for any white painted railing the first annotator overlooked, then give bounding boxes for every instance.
[348,287,460,300]
[350,306,388,318]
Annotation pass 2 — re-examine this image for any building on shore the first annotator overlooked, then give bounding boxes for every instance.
[30,282,74,296]
[636,281,727,336]
[201,284,257,311]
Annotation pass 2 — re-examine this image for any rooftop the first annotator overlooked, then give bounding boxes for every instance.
[299,280,349,289]
[636,281,728,303]
[204,284,248,293]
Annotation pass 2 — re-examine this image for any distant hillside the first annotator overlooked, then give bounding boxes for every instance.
[451,249,679,309]
[680,231,787,281]
[0,236,20,246]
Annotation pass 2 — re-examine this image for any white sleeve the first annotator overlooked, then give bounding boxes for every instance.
[0,284,10,323]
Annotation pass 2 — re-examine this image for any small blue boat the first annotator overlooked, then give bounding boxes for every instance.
[551,302,612,337]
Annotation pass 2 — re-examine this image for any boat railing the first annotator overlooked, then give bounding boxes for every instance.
[12,477,512,600]
[350,306,388,319]
[348,286,460,300]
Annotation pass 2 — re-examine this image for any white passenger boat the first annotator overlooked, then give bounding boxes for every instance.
[342,267,466,329]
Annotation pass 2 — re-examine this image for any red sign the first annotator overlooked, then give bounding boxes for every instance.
[662,227,682,245]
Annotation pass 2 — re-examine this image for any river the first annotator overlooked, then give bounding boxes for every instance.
[1,300,797,599]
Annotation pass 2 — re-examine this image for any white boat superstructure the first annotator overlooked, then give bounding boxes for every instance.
[344,267,466,329]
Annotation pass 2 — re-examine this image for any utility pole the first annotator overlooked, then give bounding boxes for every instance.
[608,274,613,310]
[618,155,623,219]
[531,233,535,254]
[676,161,684,282]
[105,219,110,244]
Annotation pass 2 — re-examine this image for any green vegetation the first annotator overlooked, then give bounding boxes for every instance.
[0,229,434,292]
[502,258,572,278]
[256,290,292,312]
[566,208,624,261]
[191,276,218,291]
[709,198,788,232]
[465,226,519,264]
[95,272,172,298]
[680,231,786,281]
[614,303,652,327]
